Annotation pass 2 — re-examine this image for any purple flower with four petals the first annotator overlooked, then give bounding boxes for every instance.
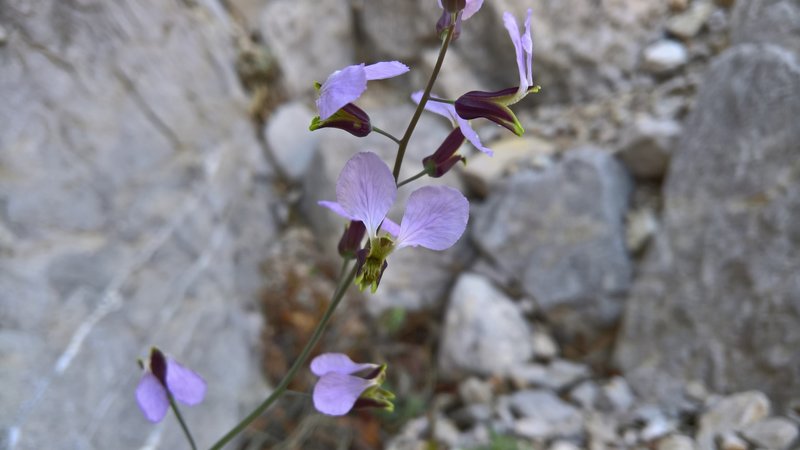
[319,152,469,292]
[311,353,394,416]
[135,347,206,423]
[316,62,410,120]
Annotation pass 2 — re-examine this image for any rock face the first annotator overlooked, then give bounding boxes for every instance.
[0,2,276,449]
[472,149,632,352]
[615,2,800,410]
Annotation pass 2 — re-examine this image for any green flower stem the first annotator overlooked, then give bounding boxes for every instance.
[169,394,197,450]
[397,170,428,188]
[428,96,455,104]
[391,19,456,182]
[372,126,401,144]
[208,261,357,450]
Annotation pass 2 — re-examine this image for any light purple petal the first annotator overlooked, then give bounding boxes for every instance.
[462,0,485,20]
[165,358,206,406]
[411,90,457,125]
[136,372,169,423]
[310,353,378,377]
[336,152,396,238]
[313,372,375,416]
[456,116,493,155]
[318,200,358,221]
[523,9,533,86]
[503,12,528,99]
[364,61,409,80]
[380,217,400,237]
[317,64,367,120]
[396,186,469,250]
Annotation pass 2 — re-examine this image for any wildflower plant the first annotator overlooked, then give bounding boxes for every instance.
[137,2,540,448]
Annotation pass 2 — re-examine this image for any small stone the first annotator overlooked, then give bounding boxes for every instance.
[569,381,600,409]
[549,440,582,450]
[626,208,659,254]
[509,359,590,391]
[716,432,748,450]
[641,414,677,442]
[598,376,636,412]
[532,330,560,360]
[439,274,534,377]
[667,1,714,39]
[0,25,8,45]
[616,115,682,180]
[509,391,583,439]
[459,377,494,404]
[265,101,318,181]
[697,391,771,450]
[643,40,689,73]
[657,434,697,450]
[740,417,798,450]
[452,404,494,427]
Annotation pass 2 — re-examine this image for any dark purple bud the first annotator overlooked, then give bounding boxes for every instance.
[455,88,525,136]
[436,10,462,41]
[309,102,372,137]
[441,0,466,13]
[149,347,168,387]
[338,220,366,259]
[423,127,466,177]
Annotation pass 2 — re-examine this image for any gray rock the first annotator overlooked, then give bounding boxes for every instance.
[472,148,632,353]
[549,441,582,450]
[657,435,697,450]
[358,0,440,60]
[509,390,583,439]
[617,115,682,180]
[598,376,637,413]
[531,329,560,360]
[569,381,600,410]
[261,0,354,96]
[740,417,798,450]
[0,24,7,45]
[265,101,318,181]
[697,392,771,450]
[731,0,800,53]
[0,1,276,449]
[615,42,800,411]
[439,273,533,377]
[643,40,690,73]
[509,360,590,391]
[459,377,495,404]
[626,207,660,255]
[452,404,494,427]
[667,1,715,39]
[716,432,748,450]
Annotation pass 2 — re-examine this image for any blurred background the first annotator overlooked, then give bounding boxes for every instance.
[1,0,799,449]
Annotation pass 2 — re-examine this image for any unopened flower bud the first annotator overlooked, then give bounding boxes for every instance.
[309,102,372,137]
[423,127,466,177]
[436,10,462,41]
[441,0,466,13]
[455,88,530,136]
[338,220,366,259]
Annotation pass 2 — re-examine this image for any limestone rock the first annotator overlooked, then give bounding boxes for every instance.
[615,43,800,411]
[439,274,533,377]
[657,435,697,450]
[697,391,771,450]
[617,115,682,180]
[740,417,798,450]
[643,40,690,73]
[472,148,632,352]
[509,390,583,439]
[266,101,319,181]
[0,1,276,448]
[358,0,441,60]
[261,0,354,96]
[667,1,715,39]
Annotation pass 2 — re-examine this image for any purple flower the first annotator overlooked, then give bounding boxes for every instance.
[437,0,484,20]
[319,152,469,291]
[412,91,493,156]
[311,353,394,416]
[316,62,410,120]
[135,347,206,423]
[502,9,534,105]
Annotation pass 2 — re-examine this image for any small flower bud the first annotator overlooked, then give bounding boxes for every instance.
[149,347,168,386]
[338,220,366,259]
[436,10,462,41]
[309,102,372,137]
[423,127,466,177]
[455,88,526,136]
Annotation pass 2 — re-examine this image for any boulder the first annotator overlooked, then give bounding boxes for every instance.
[0,1,276,448]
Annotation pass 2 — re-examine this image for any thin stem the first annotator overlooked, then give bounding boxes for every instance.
[169,394,197,450]
[391,20,455,181]
[208,262,357,450]
[372,126,401,144]
[428,96,455,104]
[397,170,428,188]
